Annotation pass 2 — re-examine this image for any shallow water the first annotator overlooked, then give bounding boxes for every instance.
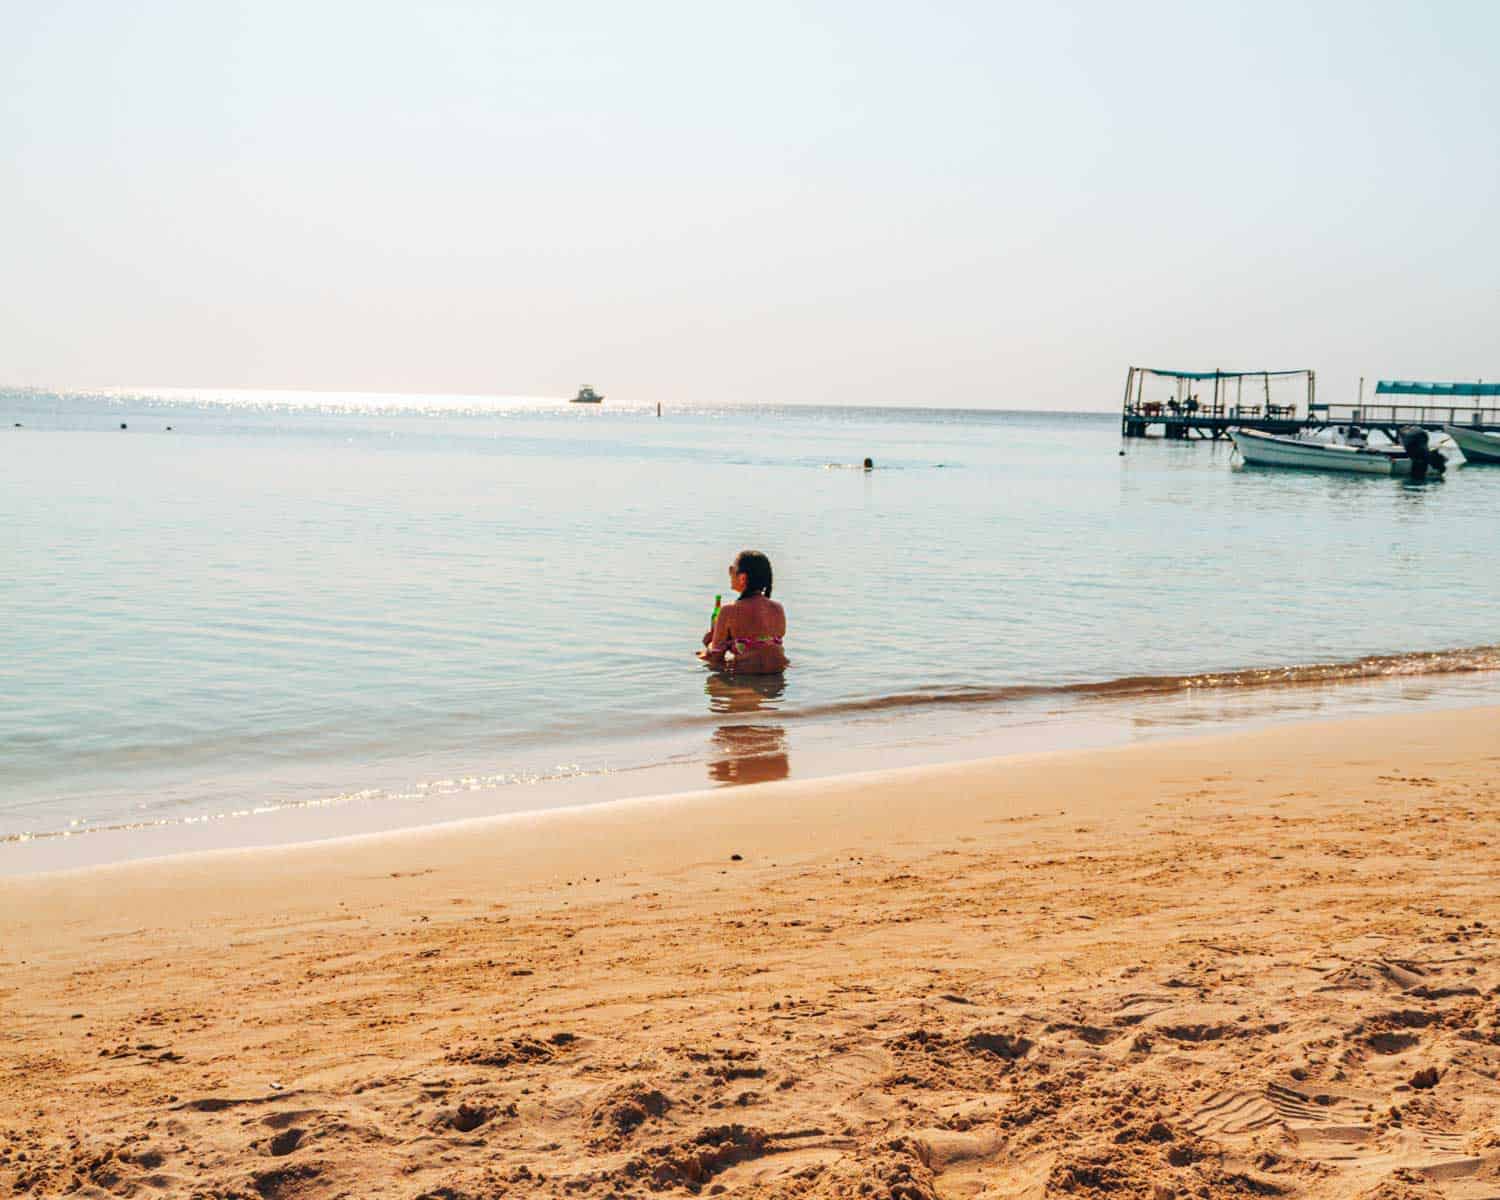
[4,387,1500,861]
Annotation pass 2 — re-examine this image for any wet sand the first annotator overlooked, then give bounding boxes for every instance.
[3,706,1498,1198]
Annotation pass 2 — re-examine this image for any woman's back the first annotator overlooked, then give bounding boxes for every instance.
[712,595,787,674]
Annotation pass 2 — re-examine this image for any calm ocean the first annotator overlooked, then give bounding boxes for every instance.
[5,388,1499,869]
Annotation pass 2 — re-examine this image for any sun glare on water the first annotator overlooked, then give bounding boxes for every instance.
[99,386,610,416]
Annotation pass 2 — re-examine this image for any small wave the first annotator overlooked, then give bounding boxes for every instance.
[780,644,1500,723]
[0,762,607,847]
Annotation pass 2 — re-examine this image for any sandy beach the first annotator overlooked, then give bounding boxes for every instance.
[3,705,1498,1199]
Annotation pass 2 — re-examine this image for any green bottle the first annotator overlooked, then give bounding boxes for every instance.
[711,593,722,628]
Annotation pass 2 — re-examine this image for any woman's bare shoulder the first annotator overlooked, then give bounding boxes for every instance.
[723,597,785,618]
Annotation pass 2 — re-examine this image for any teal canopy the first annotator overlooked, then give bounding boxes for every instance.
[1376,380,1499,397]
[1143,368,1308,380]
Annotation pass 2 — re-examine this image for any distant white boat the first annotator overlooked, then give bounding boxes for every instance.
[1230,427,1411,476]
[1443,424,1500,464]
[570,385,604,405]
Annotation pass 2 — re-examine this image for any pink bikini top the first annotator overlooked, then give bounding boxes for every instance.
[730,635,783,650]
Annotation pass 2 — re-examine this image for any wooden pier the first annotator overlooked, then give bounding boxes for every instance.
[1120,366,1315,439]
[1121,368,1500,439]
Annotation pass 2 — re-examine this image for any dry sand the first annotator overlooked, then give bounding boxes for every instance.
[2,706,1498,1199]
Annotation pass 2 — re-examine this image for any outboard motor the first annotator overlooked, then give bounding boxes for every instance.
[1400,426,1446,481]
[1401,426,1429,481]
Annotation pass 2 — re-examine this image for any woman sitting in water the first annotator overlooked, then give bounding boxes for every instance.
[698,550,788,674]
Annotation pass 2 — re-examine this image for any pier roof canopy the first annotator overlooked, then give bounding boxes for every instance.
[1376,380,1500,397]
[1141,368,1310,380]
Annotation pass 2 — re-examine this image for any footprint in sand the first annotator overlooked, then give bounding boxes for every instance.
[265,1128,304,1156]
[1186,1089,1279,1137]
[1363,1031,1422,1056]
[249,1164,320,1199]
[1110,992,1179,1027]
[1316,959,1429,992]
[1264,1082,1381,1156]
[431,1101,494,1133]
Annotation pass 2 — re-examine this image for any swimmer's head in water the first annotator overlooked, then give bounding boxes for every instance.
[731,549,773,599]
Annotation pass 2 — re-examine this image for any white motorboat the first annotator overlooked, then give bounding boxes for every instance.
[1230,427,1411,476]
[1443,424,1500,464]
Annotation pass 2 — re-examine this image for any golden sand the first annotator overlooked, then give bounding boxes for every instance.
[3,707,1498,1198]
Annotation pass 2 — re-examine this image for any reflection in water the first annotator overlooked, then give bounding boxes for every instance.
[708,725,790,784]
[704,672,786,714]
[1399,476,1444,497]
[704,673,790,785]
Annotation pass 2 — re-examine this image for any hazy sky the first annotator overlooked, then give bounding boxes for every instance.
[3,1,1496,408]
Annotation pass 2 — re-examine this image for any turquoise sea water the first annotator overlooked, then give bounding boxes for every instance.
[4,388,1499,862]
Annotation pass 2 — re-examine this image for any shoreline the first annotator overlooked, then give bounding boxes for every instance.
[8,670,1500,878]
[4,705,1498,1198]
